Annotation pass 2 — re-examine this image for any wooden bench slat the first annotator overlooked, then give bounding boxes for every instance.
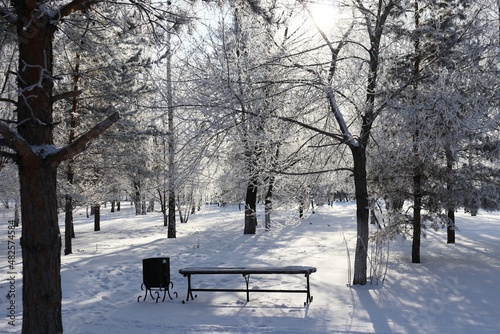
[179,266,317,275]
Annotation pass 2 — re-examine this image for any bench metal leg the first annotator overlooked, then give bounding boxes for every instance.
[243,274,251,302]
[305,274,313,305]
[184,274,195,302]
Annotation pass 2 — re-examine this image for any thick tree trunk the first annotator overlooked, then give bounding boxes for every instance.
[0,8,120,330]
[244,179,258,234]
[19,158,63,334]
[351,146,369,285]
[12,7,64,332]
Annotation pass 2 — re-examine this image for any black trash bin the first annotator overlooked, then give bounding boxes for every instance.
[138,257,177,302]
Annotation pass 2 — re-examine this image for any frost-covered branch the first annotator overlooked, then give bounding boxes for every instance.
[52,90,82,103]
[49,111,120,163]
[57,0,104,20]
[0,121,34,159]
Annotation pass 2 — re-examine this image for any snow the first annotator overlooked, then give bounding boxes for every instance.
[1,202,499,333]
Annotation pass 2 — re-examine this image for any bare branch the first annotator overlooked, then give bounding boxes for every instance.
[49,111,120,163]
[273,168,353,176]
[0,122,34,158]
[0,8,17,25]
[0,150,18,161]
[57,0,104,20]
[52,90,82,104]
[0,98,17,105]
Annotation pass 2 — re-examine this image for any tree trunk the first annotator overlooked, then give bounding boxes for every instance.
[14,202,19,227]
[64,195,73,255]
[351,146,370,285]
[412,173,422,263]
[0,8,120,331]
[158,189,168,227]
[265,176,274,231]
[244,179,258,234]
[299,199,304,219]
[411,0,422,264]
[446,148,456,244]
[19,158,63,334]
[166,27,176,238]
[447,209,455,244]
[168,193,176,237]
[12,7,64,332]
[64,47,80,254]
[133,180,141,215]
[94,205,101,231]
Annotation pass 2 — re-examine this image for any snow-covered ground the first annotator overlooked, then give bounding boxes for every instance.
[1,202,499,333]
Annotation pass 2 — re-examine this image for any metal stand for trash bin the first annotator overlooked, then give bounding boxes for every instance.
[137,257,177,302]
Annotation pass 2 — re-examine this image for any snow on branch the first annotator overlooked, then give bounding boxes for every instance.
[57,0,104,20]
[324,85,359,147]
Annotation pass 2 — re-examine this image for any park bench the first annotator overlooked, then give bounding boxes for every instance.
[178,266,317,306]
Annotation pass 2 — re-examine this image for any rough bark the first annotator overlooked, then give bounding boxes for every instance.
[19,155,63,333]
[11,5,64,332]
[351,146,370,285]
